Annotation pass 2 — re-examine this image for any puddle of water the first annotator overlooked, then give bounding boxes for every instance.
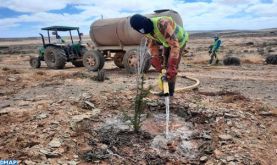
[97,113,199,159]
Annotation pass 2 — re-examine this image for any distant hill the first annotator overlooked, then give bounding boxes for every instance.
[189,28,277,38]
[1,28,277,41]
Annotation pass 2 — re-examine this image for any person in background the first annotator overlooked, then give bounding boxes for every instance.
[56,34,65,44]
[130,14,189,96]
[208,35,222,64]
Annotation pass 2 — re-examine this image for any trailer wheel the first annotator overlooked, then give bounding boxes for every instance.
[123,49,151,74]
[83,50,105,71]
[123,49,138,74]
[114,52,125,68]
[143,52,151,72]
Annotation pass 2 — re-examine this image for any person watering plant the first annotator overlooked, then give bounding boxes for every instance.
[130,14,189,96]
[208,36,221,64]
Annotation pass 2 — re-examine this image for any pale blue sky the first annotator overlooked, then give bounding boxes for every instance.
[0,0,276,37]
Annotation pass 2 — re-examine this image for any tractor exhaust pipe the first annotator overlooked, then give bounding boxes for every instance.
[39,33,46,48]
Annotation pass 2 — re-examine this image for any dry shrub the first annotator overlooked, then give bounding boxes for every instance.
[1,67,20,74]
[2,67,10,71]
[241,55,263,64]
[222,93,248,103]
[35,71,45,76]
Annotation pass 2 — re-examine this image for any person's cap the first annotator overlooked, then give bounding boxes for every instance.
[130,14,154,34]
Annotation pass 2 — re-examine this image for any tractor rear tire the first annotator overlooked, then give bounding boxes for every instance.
[114,52,125,68]
[44,47,66,69]
[30,57,41,68]
[266,55,277,65]
[72,60,84,67]
[123,49,151,74]
[223,56,241,66]
[83,50,105,71]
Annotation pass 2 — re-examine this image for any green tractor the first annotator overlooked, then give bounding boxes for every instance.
[30,26,87,69]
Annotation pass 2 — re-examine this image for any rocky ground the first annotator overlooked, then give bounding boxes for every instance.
[0,31,276,164]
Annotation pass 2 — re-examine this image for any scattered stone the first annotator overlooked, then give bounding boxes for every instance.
[219,134,233,141]
[227,120,232,126]
[189,103,197,108]
[227,156,235,161]
[84,101,95,109]
[24,160,36,165]
[167,141,177,153]
[224,113,239,118]
[99,144,108,150]
[201,132,212,140]
[51,121,60,125]
[221,159,227,164]
[227,161,236,165]
[18,101,30,107]
[200,156,208,162]
[214,149,223,159]
[57,160,65,165]
[7,77,17,82]
[68,161,77,165]
[70,111,100,129]
[36,113,48,119]
[232,129,242,138]
[147,101,159,107]
[82,93,91,100]
[0,102,10,109]
[40,149,61,158]
[259,111,277,117]
[48,138,62,148]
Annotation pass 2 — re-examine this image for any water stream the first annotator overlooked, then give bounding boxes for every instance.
[165,96,170,139]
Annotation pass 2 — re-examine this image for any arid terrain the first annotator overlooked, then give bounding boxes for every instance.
[0,30,276,165]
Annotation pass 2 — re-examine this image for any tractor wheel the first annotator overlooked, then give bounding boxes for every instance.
[29,57,41,68]
[113,52,125,68]
[72,60,84,67]
[266,55,277,65]
[123,49,151,74]
[44,47,66,69]
[223,56,241,66]
[83,50,105,71]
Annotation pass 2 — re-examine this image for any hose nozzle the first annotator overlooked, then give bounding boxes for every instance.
[161,69,169,96]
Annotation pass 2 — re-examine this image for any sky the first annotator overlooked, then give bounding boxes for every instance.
[0,0,277,38]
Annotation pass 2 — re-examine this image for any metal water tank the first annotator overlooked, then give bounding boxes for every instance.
[90,9,183,47]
